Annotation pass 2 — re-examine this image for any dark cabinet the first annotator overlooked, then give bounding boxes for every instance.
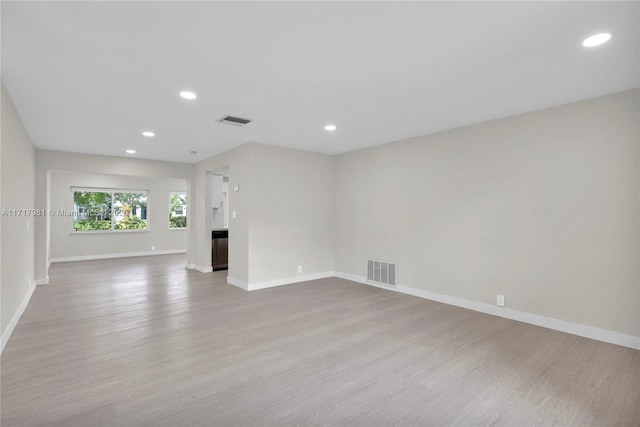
[212,229,228,271]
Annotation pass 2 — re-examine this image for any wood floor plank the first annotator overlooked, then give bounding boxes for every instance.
[1,254,638,426]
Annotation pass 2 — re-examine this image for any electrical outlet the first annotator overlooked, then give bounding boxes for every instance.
[496,294,505,307]
[151,245,155,251]
[27,278,31,288]
[232,211,237,219]
[297,265,303,273]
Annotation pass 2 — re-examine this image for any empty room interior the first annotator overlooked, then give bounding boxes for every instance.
[1,1,639,426]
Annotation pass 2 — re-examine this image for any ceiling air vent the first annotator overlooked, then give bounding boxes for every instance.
[217,115,252,126]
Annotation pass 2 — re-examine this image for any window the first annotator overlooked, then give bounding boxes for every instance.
[73,188,148,232]
[169,192,187,229]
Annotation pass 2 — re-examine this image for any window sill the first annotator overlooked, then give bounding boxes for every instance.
[71,229,150,235]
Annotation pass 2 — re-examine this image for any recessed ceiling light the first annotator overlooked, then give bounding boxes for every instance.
[180,90,197,100]
[142,131,155,137]
[582,33,611,47]
[126,149,136,154]
[325,124,337,131]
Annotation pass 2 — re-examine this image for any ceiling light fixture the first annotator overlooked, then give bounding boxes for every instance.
[325,124,337,131]
[142,131,155,137]
[126,149,136,154]
[180,90,197,100]
[582,33,611,47]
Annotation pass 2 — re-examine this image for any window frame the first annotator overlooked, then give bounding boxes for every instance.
[71,187,149,234]
[168,191,188,230]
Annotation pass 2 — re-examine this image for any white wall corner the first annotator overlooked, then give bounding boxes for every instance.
[333,271,640,351]
[1,281,36,354]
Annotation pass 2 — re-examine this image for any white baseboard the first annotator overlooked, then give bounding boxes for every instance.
[1,282,36,354]
[226,271,334,292]
[248,271,334,291]
[195,265,213,273]
[227,276,249,290]
[333,271,640,351]
[49,249,186,263]
[185,263,213,273]
[35,277,49,286]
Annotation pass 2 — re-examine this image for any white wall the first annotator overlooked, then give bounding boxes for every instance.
[193,143,334,285]
[222,179,229,229]
[335,89,639,338]
[48,171,187,260]
[246,143,334,284]
[1,81,36,349]
[35,150,194,280]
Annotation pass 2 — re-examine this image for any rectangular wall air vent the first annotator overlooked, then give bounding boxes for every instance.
[217,115,252,126]
[367,259,396,287]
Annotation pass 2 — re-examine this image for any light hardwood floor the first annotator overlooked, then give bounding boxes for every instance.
[1,255,638,426]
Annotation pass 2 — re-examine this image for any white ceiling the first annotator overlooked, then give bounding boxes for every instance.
[2,1,638,164]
